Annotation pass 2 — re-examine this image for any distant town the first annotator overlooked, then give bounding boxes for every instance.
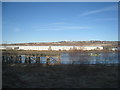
[1,40,119,51]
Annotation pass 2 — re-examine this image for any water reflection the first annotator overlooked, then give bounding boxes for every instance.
[40,57,47,64]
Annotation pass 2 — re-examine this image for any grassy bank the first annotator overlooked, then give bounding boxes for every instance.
[2,64,118,88]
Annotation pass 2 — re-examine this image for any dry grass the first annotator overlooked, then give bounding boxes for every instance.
[2,64,119,88]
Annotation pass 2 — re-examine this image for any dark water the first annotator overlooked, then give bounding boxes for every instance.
[2,52,119,65]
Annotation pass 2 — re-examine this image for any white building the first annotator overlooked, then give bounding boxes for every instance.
[0,46,6,50]
[51,46,73,51]
[1,46,103,51]
[112,48,118,51]
[18,46,49,50]
[82,46,103,50]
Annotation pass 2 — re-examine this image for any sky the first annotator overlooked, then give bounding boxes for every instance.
[2,2,118,43]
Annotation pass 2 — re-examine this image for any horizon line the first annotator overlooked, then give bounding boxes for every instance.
[2,40,119,44]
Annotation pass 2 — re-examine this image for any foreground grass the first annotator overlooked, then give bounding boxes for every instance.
[2,64,119,88]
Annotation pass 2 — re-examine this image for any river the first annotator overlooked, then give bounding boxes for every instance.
[2,52,119,65]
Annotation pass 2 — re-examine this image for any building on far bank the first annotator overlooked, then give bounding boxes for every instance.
[111,47,118,51]
[0,46,6,50]
[1,46,104,51]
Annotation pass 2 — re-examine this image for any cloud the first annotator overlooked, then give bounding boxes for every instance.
[35,26,91,31]
[63,26,90,30]
[52,22,66,25]
[94,18,117,21]
[12,27,21,32]
[80,5,117,16]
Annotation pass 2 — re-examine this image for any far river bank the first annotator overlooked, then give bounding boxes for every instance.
[2,50,119,56]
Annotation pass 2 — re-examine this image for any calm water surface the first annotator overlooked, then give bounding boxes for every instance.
[60,52,119,64]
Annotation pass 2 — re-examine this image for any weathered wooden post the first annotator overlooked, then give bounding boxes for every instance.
[57,56,61,64]
[25,56,28,63]
[36,56,40,63]
[27,56,30,63]
[6,56,10,63]
[28,56,31,63]
[5,56,8,63]
[39,56,41,63]
[2,56,5,64]
[36,54,38,63]
[8,56,11,63]
[19,55,22,63]
[46,56,50,65]
[14,55,17,63]
[13,55,16,63]
[15,55,19,63]
[10,56,14,63]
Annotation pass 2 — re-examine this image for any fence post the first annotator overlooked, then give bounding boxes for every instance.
[46,57,50,65]
[2,56,5,64]
[25,56,28,63]
[19,55,22,63]
[28,56,31,63]
[36,56,40,63]
[58,56,61,64]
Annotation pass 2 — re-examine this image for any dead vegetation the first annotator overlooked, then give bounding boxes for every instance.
[2,64,118,88]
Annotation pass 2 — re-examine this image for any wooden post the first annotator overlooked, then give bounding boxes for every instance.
[15,55,19,63]
[10,56,13,63]
[25,56,28,63]
[36,56,40,63]
[5,56,8,63]
[8,56,11,63]
[58,56,61,64]
[39,57,41,64]
[7,56,10,64]
[2,56,5,64]
[28,56,31,63]
[46,57,50,65]
[19,55,22,63]
[13,55,15,63]
[14,56,17,63]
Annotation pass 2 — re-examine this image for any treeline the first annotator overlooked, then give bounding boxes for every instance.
[1,41,119,46]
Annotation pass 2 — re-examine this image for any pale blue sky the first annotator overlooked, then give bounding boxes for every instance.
[2,2,118,43]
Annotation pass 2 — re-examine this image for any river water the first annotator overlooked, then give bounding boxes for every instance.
[60,52,119,64]
[2,52,119,65]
